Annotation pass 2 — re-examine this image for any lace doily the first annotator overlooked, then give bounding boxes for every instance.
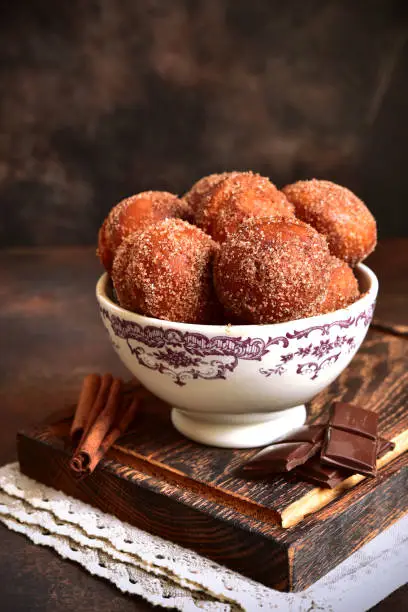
[0,463,407,611]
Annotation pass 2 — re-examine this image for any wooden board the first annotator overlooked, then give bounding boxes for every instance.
[18,329,408,591]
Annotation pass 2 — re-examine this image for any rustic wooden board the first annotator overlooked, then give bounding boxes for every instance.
[18,329,408,591]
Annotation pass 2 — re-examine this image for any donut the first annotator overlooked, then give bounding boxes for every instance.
[97,218,112,273]
[196,171,294,242]
[282,179,377,265]
[213,217,331,324]
[98,191,191,274]
[183,172,240,221]
[112,218,221,324]
[316,257,360,314]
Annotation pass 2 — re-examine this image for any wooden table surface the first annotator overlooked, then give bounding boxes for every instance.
[0,242,407,611]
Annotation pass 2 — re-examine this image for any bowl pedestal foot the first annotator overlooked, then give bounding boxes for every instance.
[171,405,307,449]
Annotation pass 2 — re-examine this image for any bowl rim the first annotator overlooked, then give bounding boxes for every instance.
[96,262,378,333]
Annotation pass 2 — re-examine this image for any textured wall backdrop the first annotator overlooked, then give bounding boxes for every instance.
[0,0,407,246]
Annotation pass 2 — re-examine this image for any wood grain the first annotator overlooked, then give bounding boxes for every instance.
[17,324,408,590]
[2,245,408,608]
[18,420,408,592]
[63,330,408,528]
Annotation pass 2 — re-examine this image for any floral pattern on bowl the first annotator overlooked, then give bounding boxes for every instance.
[99,303,374,386]
[100,307,287,386]
[96,264,378,447]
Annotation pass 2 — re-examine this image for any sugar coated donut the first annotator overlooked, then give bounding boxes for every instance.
[112,218,221,323]
[317,257,359,314]
[197,171,294,242]
[98,191,190,273]
[282,179,377,265]
[214,217,331,323]
[183,172,241,221]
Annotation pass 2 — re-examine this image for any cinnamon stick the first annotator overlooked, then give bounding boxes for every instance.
[85,391,143,474]
[70,377,122,474]
[70,374,101,446]
[77,373,113,447]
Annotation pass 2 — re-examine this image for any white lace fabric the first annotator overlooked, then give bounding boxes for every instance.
[0,463,406,611]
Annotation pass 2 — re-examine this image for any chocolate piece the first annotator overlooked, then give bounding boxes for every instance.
[295,436,395,488]
[240,425,325,475]
[323,428,377,474]
[295,457,349,489]
[321,403,378,477]
[330,402,378,440]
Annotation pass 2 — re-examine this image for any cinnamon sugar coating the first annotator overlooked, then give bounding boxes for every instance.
[196,171,294,242]
[282,179,377,265]
[112,219,221,324]
[98,191,191,274]
[316,257,360,314]
[183,172,241,220]
[214,217,331,324]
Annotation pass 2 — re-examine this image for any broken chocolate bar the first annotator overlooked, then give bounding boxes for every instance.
[295,457,348,488]
[240,425,325,475]
[321,403,378,477]
[294,436,395,488]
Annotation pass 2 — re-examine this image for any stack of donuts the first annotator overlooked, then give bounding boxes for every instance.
[97,172,377,325]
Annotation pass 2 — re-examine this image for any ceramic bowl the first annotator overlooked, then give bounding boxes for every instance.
[96,264,378,448]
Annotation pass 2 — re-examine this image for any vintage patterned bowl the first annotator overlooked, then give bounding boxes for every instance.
[96,263,378,448]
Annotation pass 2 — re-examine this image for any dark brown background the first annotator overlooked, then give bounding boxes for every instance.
[0,0,407,247]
